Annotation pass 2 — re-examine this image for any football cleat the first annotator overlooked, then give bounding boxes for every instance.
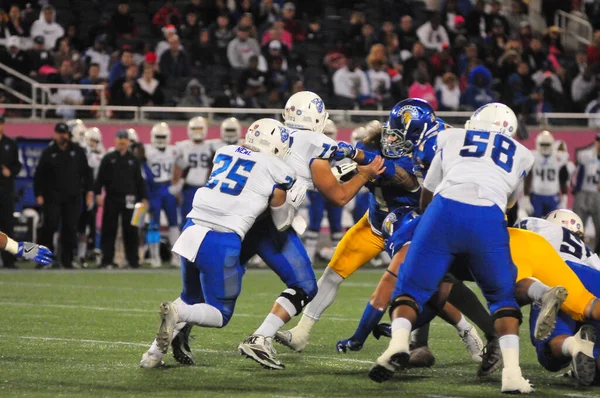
[478,337,503,377]
[171,323,194,365]
[369,349,410,383]
[140,351,164,368]
[274,328,309,352]
[570,324,596,386]
[408,345,435,368]
[238,335,285,370]
[372,323,391,340]
[460,325,484,362]
[336,338,363,353]
[533,286,568,341]
[501,367,534,394]
[156,301,179,354]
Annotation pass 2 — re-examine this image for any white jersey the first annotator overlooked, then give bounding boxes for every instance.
[187,145,296,239]
[424,128,534,211]
[531,151,568,196]
[517,217,600,270]
[286,129,338,190]
[86,149,104,179]
[144,144,180,184]
[176,140,215,187]
[576,147,600,193]
[208,138,243,153]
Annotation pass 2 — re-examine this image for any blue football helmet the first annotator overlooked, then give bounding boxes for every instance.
[381,99,436,158]
[381,207,420,241]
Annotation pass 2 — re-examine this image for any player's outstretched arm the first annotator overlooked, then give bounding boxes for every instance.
[0,232,54,265]
[312,157,385,207]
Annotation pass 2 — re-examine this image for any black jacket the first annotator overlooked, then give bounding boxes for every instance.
[0,134,21,192]
[94,150,147,201]
[33,141,92,201]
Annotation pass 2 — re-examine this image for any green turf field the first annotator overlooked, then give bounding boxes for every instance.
[0,267,598,397]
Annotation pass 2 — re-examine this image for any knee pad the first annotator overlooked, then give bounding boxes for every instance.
[492,308,523,325]
[276,287,310,318]
[388,295,420,318]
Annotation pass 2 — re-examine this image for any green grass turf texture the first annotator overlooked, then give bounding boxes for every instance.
[0,266,598,397]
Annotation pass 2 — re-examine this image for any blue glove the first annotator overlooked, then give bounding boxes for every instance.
[333,142,356,161]
[16,242,54,265]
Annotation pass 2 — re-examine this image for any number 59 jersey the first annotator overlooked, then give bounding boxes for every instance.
[144,144,180,184]
[187,145,296,239]
[285,129,338,190]
[176,140,214,186]
[516,217,600,270]
[425,128,534,211]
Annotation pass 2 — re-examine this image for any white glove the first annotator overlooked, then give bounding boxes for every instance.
[520,195,534,215]
[331,162,357,181]
[559,194,568,209]
[286,181,308,210]
[168,180,184,196]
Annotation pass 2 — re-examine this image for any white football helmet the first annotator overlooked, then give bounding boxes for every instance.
[282,91,328,133]
[365,120,383,136]
[351,127,368,145]
[544,209,584,238]
[150,122,171,149]
[188,116,207,142]
[85,127,102,150]
[221,117,241,144]
[245,118,291,161]
[67,119,86,143]
[127,128,139,143]
[536,131,554,156]
[465,103,518,137]
[323,119,337,140]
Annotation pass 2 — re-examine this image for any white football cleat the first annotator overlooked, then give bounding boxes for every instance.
[139,351,164,368]
[570,324,597,386]
[501,367,534,394]
[156,301,179,354]
[533,286,568,341]
[460,325,484,362]
[238,335,284,370]
[369,346,410,383]
[274,328,309,352]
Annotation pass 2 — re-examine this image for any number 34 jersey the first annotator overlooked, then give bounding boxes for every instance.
[176,140,214,186]
[187,145,296,239]
[144,145,180,184]
[425,128,534,211]
[516,217,600,270]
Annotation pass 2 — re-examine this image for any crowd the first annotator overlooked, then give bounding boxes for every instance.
[0,0,597,123]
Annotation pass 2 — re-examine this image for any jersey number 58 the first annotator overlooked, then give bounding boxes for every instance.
[459,130,516,172]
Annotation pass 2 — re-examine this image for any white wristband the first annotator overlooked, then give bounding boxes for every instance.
[5,237,18,255]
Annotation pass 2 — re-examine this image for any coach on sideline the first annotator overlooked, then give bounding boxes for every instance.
[0,116,21,268]
[95,130,148,269]
[34,122,93,269]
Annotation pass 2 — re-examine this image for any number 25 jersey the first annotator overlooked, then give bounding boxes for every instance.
[187,145,296,239]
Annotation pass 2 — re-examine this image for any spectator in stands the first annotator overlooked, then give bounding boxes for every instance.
[54,38,84,80]
[332,58,369,109]
[417,11,450,52]
[180,11,201,46]
[585,90,600,128]
[366,58,392,108]
[408,70,438,110]
[461,65,496,110]
[305,18,324,46]
[518,21,533,50]
[544,26,564,56]
[507,0,528,38]
[261,20,292,50]
[111,82,142,119]
[30,5,64,51]
[465,0,486,39]
[153,0,181,28]
[49,60,84,119]
[238,12,257,39]
[108,48,133,87]
[0,36,30,78]
[567,51,588,84]
[351,23,378,59]
[516,61,535,95]
[347,11,365,42]
[64,24,84,53]
[235,0,258,24]
[263,40,288,70]
[111,64,138,98]
[497,47,521,81]
[238,55,267,108]
[191,29,216,67]
[572,67,597,111]
[485,0,510,36]
[324,39,349,72]
[210,12,235,61]
[27,36,54,78]
[110,0,138,43]
[227,25,261,71]
[266,56,288,107]
[589,31,600,66]
[485,20,508,61]
[80,63,106,105]
[7,5,28,37]
[84,35,110,80]
[87,13,111,48]
[522,38,547,74]
[181,0,214,27]
[257,0,280,28]
[437,72,460,111]
[137,64,164,106]
[282,2,304,42]
[500,73,531,116]
[442,0,461,35]
[178,78,209,110]
[385,34,402,69]
[403,42,433,86]
[156,25,181,59]
[531,71,564,116]
[431,43,455,78]
[159,35,191,79]
[397,15,417,54]
[0,9,9,42]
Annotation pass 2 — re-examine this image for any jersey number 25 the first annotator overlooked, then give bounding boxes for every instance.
[205,154,256,196]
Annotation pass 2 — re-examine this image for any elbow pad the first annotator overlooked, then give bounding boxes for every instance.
[271,203,295,231]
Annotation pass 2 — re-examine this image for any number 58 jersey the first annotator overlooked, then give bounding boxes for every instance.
[425,128,534,211]
[516,217,600,270]
[187,145,296,239]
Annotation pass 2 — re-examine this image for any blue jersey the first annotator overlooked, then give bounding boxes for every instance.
[356,141,420,232]
[412,118,452,184]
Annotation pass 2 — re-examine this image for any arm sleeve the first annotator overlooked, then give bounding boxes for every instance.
[8,141,21,177]
[422,150,443,192]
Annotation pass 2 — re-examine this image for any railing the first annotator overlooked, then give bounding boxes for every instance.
[555,10,593,51]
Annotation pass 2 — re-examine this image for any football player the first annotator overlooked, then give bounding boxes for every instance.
[66,119,86,144]
[350,125,371,223]
[521,131,569,217]
[0,231,53,265]
[174,117,214,227]
[140,118,297,368]
[145,122,181,267]
[210,117,242,152]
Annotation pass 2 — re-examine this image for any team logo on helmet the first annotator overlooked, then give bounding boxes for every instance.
[278,126,289,142]
[397,105,418,125]
[311,98,324,114]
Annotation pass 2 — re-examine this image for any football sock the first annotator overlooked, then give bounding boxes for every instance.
[254,313,285,337]
[352,302,385,343]
[411,324,430,348]
[390,317,412,352]
[449,281,495,340]
[303,267,344,322]
[499,334,520,370]
[561,336,575,357]
[455,315,472,334]
[527,280,550,302]
[176,301,223,327]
